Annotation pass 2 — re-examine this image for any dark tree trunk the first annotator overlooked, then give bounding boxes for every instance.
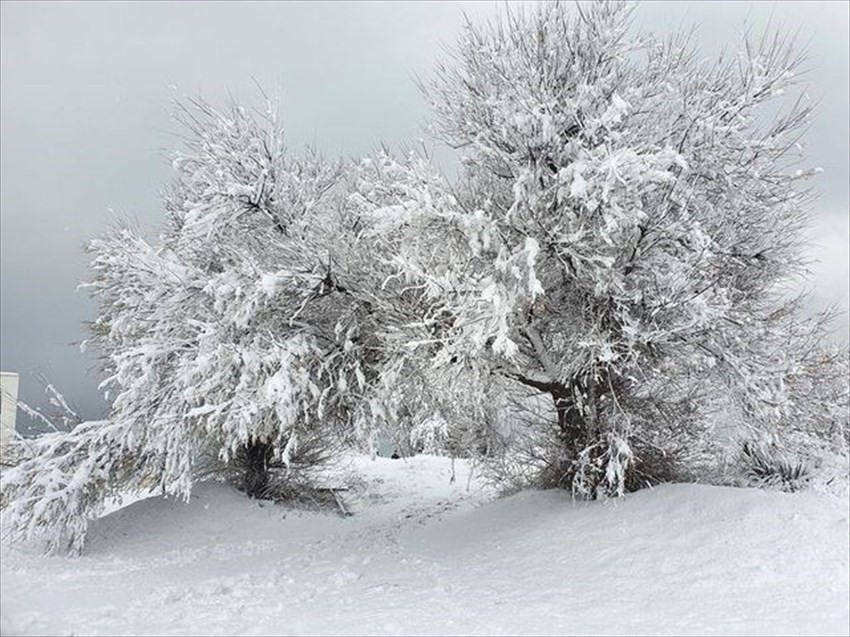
[551,377,590,461]
[242,440,273,499]
[502,367,609,495]
[550,372,605,495]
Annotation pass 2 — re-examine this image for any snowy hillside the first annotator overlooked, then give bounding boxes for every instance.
[1,455,847,636]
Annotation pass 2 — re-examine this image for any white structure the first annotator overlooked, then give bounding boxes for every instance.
[1,371,19,466]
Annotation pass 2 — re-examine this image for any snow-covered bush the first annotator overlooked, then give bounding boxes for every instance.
[738,441,811,493]
[352,1,847,497]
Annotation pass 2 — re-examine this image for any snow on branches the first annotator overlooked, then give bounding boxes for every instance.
[88,99,377,487]
[0,420,157,554]
[3,1,847,555]
[354,0,846,496]
[3,99,380,553]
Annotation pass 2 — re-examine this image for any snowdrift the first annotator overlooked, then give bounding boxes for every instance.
[1,455,848,636]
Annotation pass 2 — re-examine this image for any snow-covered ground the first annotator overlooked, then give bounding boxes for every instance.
[1,455,848,636]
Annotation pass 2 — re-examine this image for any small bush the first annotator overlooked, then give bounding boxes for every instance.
[739,441,811,492]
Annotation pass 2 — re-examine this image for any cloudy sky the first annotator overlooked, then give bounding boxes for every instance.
[1,1,847,430]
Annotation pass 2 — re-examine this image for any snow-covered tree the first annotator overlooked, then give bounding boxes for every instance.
[348,152,511,461]
[4,1,847,556]
[352,1,848,497]
[88,98,386,496]
[2,99,380,553]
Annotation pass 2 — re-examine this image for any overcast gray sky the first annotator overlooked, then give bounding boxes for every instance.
[1,1,847,430]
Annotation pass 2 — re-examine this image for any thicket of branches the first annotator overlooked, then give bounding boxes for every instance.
[352,1,848,496]
[2,0,847,555]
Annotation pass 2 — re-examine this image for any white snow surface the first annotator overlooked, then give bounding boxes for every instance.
[1,454,848,636]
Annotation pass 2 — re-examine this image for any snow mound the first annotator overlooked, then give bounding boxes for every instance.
[1,456,848,636]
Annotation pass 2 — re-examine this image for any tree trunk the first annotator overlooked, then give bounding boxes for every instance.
[242,440,273,499]
[552,379,587,457]
[551,372,603,495]
[503,367,606,494]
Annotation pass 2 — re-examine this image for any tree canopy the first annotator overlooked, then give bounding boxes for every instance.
[2,0,846,555]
